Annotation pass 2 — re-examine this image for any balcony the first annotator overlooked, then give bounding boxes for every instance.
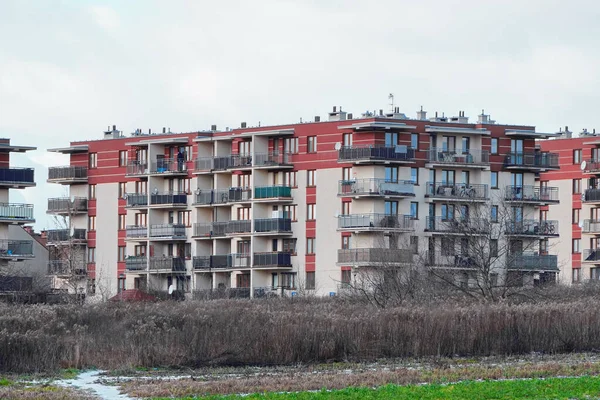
[254,218,292,235]
[193,220,251,238]
[126,225,147,239]
[194,156,232,172]
[47,260,87,276]
[583,189,600,204]
[47,197,87,215]
[149,158,188,175]
[583,219,600,235]
[0,168,35,188]
[503,152,559,170]
[254,152,293,169]
[0,203,35,223]
[149,224,186,240]
[583,249,600,264]
[253,252,292,268]
[425,217,490,235]
[426,182,489,201]
[149,192,187,207]
[583,159,600,174]
[229,154,253,169]
[149,256,186,273]
[425,252,479,270]
[337,248,413,266]
[426,149,489,168]
[125,193,148,208]
[47,166,87,184]
[125,256,147,271]
[193,253,251,270]
[338,145,415,164]
[227,220,252,235]
[338,179,415,198]
[505,219,559,237]
[504,185,559,204]
[125,161,148,176]
[508,253,559,271]
[47,229,87,245]
[194,187,252,206]
[253,185,292,201]
[0,239,34,259]
[338,213,414,233]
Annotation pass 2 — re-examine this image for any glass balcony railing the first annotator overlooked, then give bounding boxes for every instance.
[583,219,600,234]
[126,225,147,238]
[125,161,148,176]
[425,251,478,269]
[337,248,413,265]
[426,148,489,165]
[505,219,559,237]
[254,185,292,199]
[149,158,188,174]
[0,203,34,221]
[426,182,488,200]
[150,192,187,206]
[149,224,186,238]
[254,218,292,233]
[338,213,414,231]
[47,229,87,243]
[47,166,86,182]
[508,253,559,271]
[47,197,87,214]
[254,152,293,167]
[125,256,147,271]
[0,239,33,258]
[253,252,292,268]
[149,256,186,272]
[338,179,414,197]
[0,168,35,186]
[504,152,559,169]
[425,217,489,234]
[194,187,252,205]
[583,189,600,203]
[338,145,415,163]
[504,185,559,203]
[125,193,148,207]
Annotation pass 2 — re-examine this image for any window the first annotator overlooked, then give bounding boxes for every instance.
[385,201,398,215]
[342,133,353,147]
[410,236,418,254]
[342,236,351,250]
[177,210,191,227]
[341,269,351,287]
[410,168,418,184]
[307,136,317,153]
[284,137,299,154]
[573,209,580,224]
[119,150,127,167]
[441,237,455,256]
[283,205,297,221]
[491,138,498,155]
[441,170,455,185]
[305,272,315,290]
[281,272,296,289]
[238,173,251,188]
[88,216,96,231]
[461,171,470,185]
[573,268,581,283]
[135,212,147,226]
[574,149,582,164]
[491,172,498,189]
[135,181,147,194]
[118,182,126,198]
[238,207,251,220]
[87,248,96,263]
[118,246,126,262]
[89,153,97,168]
[342,167,353,181]
[283,238,297,255]
[573,179,582,194]
[271,273,279,288]
[307,204,316,220]
[177,178,191,193]
[491,205,499,223]
[238,141,251,155]
[284,171,297,187]
[134,245,146,257]
[118,214,126,230]
[410,202,418,219]
[185,145,193,161]
[89,184,96,199]
[307,170,316,187]
[306,237,316,254]
[411,133,419,150]
[573,239,581,253]
[385,132,398,147]
[461,137,470,153]
[441,204,455,220]
[341,201,351,215]
[490,239,498,257]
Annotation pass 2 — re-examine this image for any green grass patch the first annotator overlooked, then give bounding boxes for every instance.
[0,378,13,386]
[60,368,80,379]
[157,376,600,399]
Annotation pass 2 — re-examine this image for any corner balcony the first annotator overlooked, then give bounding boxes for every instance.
[583,188,600,204]
[46,229,87,245]
[583,219,600,235]
[426,149,489,169]
[254,218,292,235]
[149,192,187,208]
[0,203,35,223]
[583,159,600,175]
[228,154,253,170]
[125,225,148,240]
[149,224,186,240]
[149,256,186,273]
[338,213,415,233]
[425,217,490,235]
[125,256,147,272]
[583,249,600,264]
[254,152,293,169]
[425,182,489,201]
[194,187,252,206]
[425,252,479,270]
[253,252,292,269]
[253,185,293,202]
[47,197,87,215]
[338,145,415,165]
[125,161,148,176]
[0,168,35,188]
[505,219,559,238]
[0,239,34,259]
[338,179,415,198]
[337,248,413,267]
[47,260,87,277]
[149,158,189,176]
[504,185,559,205]
[503,152,559,171]
[508,253,559,271]
[125,193,148,208]
[47,166,87,184]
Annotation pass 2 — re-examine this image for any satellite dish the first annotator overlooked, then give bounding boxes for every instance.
[334,142,342,151]
[579,220,585,229]
[581,160,587,171]
[334,211,340,218]
[168,285,175,295]
[195,188,201,195]
[153,187,159,194]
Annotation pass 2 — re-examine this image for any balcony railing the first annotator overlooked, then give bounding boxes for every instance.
[425,251,479,269]
[0,168,35,186]
[253,252,292,268]
[426,149,489,165]
[125,256,147,271]
[149,158,188,174]
[425,217,489,234]
[254,185,292,199]
[426,182,488,200]
[254,152,293,167]
[504,152,559,169]
[583,189,600,203]
[583,159,600,174]
[508,253,559,271]
[47,229,87,243]
[254,218,292,233]
[150,192,187,206]
[193,254,248,270]
[125,161,148,176]
[583,249,600,263]
[229,154,253,169]
[193,220,251,237]
[338,179,414,197]
[195,187,252,205]
[583,219,600,234]
[338,213,414,231]
[0,240,33,258]
[47,166,87,182]
[337,248,413,265]
[47,260,87,276]
[0,203,34,221]
[126,225,147,238]
[148,256,186,272]
[227,220,252,235]
[194,156,233,171]
[125,193,148,207]
[504,185,559,203]
[47,197,87,214]
[338,145,415,163]
[149,224,186,238]
[505,219,559,237]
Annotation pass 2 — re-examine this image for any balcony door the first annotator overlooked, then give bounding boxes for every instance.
[385,132,398,147]
[511,139,524,165]
[385,167,398,183]
[237,240,251,255]
[442,136,456,152]
[511,173,524,199]
[384,200,398,216]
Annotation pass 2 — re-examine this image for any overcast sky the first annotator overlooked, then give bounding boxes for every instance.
[1,0,599,230]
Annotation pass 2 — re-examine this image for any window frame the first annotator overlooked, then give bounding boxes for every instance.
[491,172,499,189]
[306,237,316,255]
[491,138,498,155]
[307,203,316,221]
[307,170,316,187]
[307,136,317,153]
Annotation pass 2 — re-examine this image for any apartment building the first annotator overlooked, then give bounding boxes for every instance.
[47,107,562,299]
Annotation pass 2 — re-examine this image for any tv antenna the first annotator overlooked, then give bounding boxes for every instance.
[388,93,394,113]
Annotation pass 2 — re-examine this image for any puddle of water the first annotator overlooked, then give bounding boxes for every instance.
[55,370,133,400]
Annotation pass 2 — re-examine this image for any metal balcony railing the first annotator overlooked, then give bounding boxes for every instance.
[504,152,559,169]
[583,189,600,203]
[194,156,233,171]
[0,240,33,258]
[193,254,232,270]
[426,148,489,165]
[338,145,415,163]
[254,185,292,199]
[126,225,147,238]
[47,260,87,276]
[425,217,490,234]
[583,159,600,174]
[505,219,559,236]
[149,256,186,272]
[504,185,559,203]
[149,224,186,238]
[426,182,489,200]
[149,158,188,174]
[337,248,413,264]
[508,253,559,271]
[254,152,293,167]
[227,220,252,235]
[425,251,479,269]
[583,249,600,263]
[126,193,148,207]
[47,229,87,243]
[125,256,147,271]
[47,166,87,181]
[338,179,415,197]
[254,218,292,233]
[229,154,253,169]
[150,192,187,206]
[583,219,600,234]
[0,168,35,185]
[338,213,414,231]
[253,252,292,268]
[195,187,252,205]
[47,197,87,214]
[193,221,232,237]
[125,160,148,176]
[0,203,34,220]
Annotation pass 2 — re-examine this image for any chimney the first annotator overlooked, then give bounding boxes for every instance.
[149,128,152,135]
[379,109,383,116]
[333,106,337,112]
[315,116,320,122]
[435,111,438,118]
[347,113,353,120]
[211,124,217,131]
[416,106,427,120]
[565,125,572,138]
[241,122,247,128]
[162,127,166,134]
[113,125,116,131]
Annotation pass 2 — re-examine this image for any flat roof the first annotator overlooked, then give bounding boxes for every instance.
[425,126,490,135]
[125,137,190,147]
[505,129,561,139]
[338,121,416,131]
[47,145,87,154]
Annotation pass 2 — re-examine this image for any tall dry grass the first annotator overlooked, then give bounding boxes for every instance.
[1,296,600,373]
